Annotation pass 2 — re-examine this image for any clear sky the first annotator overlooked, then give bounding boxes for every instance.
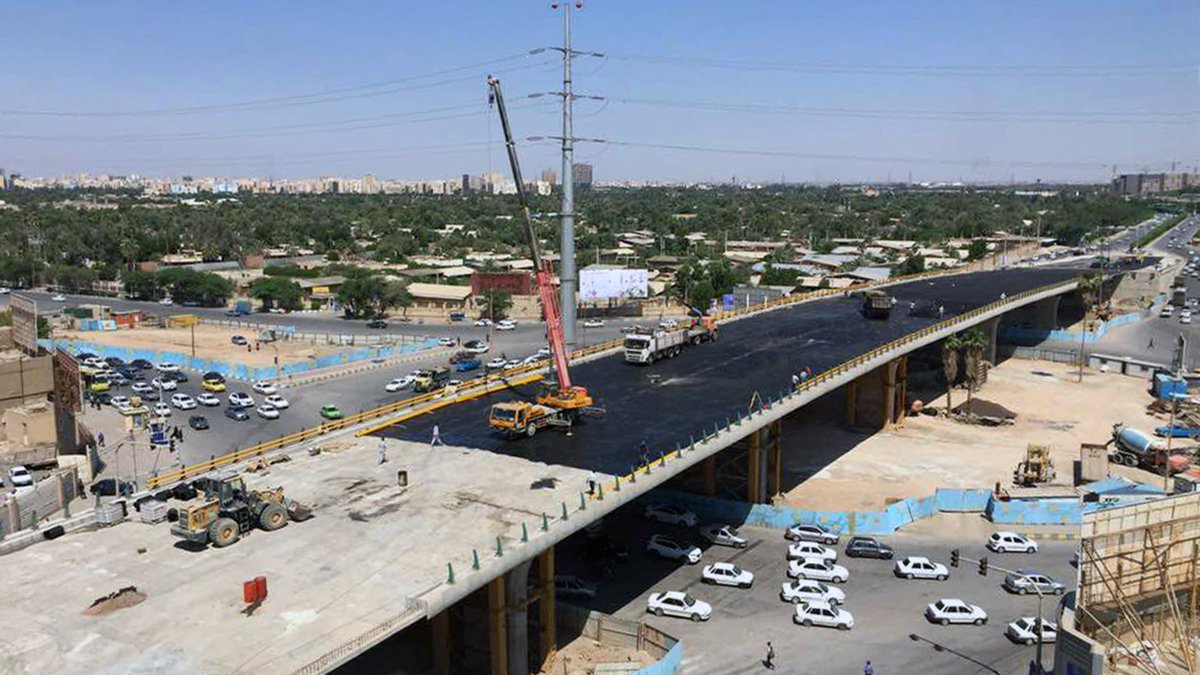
[2,0,1197,183]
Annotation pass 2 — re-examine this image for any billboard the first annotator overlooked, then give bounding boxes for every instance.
[54,347,82,413]
[10,294,37,355]
[579,268,648,301]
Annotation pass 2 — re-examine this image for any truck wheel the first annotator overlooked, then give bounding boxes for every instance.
[208,517,240,547]
[526,425,537,437]
[259,503,288,531]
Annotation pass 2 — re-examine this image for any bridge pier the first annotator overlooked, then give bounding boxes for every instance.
[744,422,781,503]
[979,316,999,365]
[1034,296,1060,330]
[488,577,508,675]
[844,381,858,427]
[702,455,717,496]
[505,560,532,675]
[537,549,556,670]
[432,610,452,675]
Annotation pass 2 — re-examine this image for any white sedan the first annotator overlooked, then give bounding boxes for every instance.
[644,504,699,527]
[474,318,492,327]
[925,599,988,626]
[1006,617,1057,645]
[893,556,949,581]
[156,362,180,372]
[152,378,177,391]
[699,523,748,548]
[170,394,197,410]
[252,381,278,395]
[264,394,289,409]
[109,396,132,409]
[51,294,67,302]
[647,591,711,622]
[437,337,456,347]
[787,541,837,563]
[229,392,255,407]
[496,321,517,331]
[701,562,754,588]
[505,359,523,368]
[196,393,221,406]
[582,318,604,327]
[486,357,508,370]
[646,534,702,564]
[785,523,840,545]
[794,600,854,630]
[153,402,172,417]
[787,558,849,583]
[256,404,281,419]
[987,532,1039,554]
[780,579,845,606]
[385,377,412,392]
[158,297,173,305]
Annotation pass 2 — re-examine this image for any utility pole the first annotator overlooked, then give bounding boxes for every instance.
[555,0,580,348]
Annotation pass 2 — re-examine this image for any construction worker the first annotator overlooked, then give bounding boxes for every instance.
[377,437,388,464]
[586,470,597,496]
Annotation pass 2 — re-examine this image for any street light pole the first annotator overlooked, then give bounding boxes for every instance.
[907,633,1002,675]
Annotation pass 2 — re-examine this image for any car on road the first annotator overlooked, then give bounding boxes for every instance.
[845,536,894,559]
[196,393,221,406]
[455,358,481,372]
[486,357,508,370]
[621,326,638,334]
[320,405,344,420]
[109,395,132,409]
[437,337,456,347]
[785,523,839,545]
[0,287,9,294]
[463,340,489,354]
[699,523,748,548]
[787,541,837,562]
[137,388,159,401]
[1161,305,1175,318]
[104,356,125,368]
[987,531,1038,554]
[793,600,853,630]
[522,355,542,365]
[131,359,153,370]
[644,504,699,527]
[152,377,177,391]
[228,392,254,407]
[51,294,66,302]
[925,599,988,626]
[264,394,289,409]
[257,403,281,419]
[366,319,388,329]
[701,562,754,588]
[779,579,845,606]
[893,556,949,581]
[536,346,552,358]
[474,318,492,327]
[646,591,711,622]
[188,415,209,430]
[787,558,848,583]
[156,362,180,373]
[225,406,251,421]
[551,575,597,600]
[252,381,278,395]
[131,382,154,395]
[385,376,414,392]
[505,359,523,368]
[153,402,171,417]
[170,394,197,410]
[582,318,604,327]
[231,334,248,345]
[8,465,33,487]
[1002,568,1066,595]
[1006,617,1057,645]
[1183,310,1193,324]
[202,374,226,392]
[645,534,702,564]
[158,297,173,305]
[496,320,517,331]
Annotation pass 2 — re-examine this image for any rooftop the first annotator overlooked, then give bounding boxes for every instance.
[406,282,473,301]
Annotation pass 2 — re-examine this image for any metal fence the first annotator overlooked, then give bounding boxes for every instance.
[0,467,80,538]
[1007,346,1079,363]
[558,603,678,661]
[289,597,426,675]
[197,318,431,346]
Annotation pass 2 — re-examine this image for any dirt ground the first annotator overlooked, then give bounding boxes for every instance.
[781,359,1167,510]
[60,324,345,366]
[539,637,655,675]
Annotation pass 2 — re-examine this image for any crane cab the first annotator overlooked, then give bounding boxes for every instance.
[535,382,592,410]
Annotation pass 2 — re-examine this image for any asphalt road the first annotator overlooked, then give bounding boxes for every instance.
[555,504,1074,675]
[376,268,1087,475]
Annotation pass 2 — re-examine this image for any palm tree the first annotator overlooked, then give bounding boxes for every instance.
[941,334,963,415]
[1077,273,1103,325]
[958,328,988,405]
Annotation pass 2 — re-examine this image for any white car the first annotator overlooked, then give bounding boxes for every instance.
[170,394,197,410]
[51,294,66,302]
[496,320,517,331]
[261,394,288,409]
[156,362,180,373]
[785,523,840,545]
[987,531,1039,554]
[153,402,171,417]
[252,381,278,395]
[84,357,107,369]
[486,357,508,370]
[131,382,154,395]
[522,355,542,365]
[646,534,702,564]
[152,377,177,391]
[1183,312,1193,325]
[8,465,33,487]
[780,579,845,606]
[894,556,949,581]
[158,297,173,305]
[229,392,255,407]
[474,318,492,327]
[257,403,281,419]
[644,504,699,527]
[646,591,711,622]
[109,395,132,409]
[437,337,456,347]
[787,541,837,563]
[463,341,489,354]
[196,393,221,406]
[1006,617,1057,645]
[505,359,523,368]
[701,562,754,588]
[794,600,854,630]
[536,346,552,358]
[0,287,10,294]
[583,319,604,327]
[925,599,988,626]
[699,523,748,548]
[787,558,849,583]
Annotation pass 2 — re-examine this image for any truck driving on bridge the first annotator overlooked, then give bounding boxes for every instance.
[861,290,893,319]
[413,367,450,393]
[623,317,717,364]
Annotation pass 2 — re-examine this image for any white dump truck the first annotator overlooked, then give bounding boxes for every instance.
[624,317,718,364]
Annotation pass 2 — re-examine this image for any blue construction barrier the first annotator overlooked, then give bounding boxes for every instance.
[634,642,682,675]
[1001,308,1149,346]
[985,497,1083,526]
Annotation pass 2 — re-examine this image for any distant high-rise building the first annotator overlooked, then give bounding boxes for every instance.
[462,174,470,193]
[539,168,558,185]
[572,163,593,188]
[0,168,7,190]
[1111,172,1200,195]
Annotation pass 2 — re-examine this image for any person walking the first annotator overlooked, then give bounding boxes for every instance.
[791,374,800,388]
[586,470,597,496]
[864,660,873,675]
[430,424,444,448]
[801,366,811,382]
[764,642,775,670]
[377,437,388,464]
[639,439,649,465]
[1149,337,1156,349]
[98,432,105,448]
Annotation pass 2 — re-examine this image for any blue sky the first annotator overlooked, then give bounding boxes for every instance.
[2,0,1196,183]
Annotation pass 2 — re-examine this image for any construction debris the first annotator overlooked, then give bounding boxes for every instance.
[952,398,1017,425]
[83,586,146,616]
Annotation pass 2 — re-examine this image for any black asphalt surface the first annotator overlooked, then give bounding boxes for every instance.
[376,268,1087,474]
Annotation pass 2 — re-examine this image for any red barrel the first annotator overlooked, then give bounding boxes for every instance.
[254,575,268,600]
[243,580,259,603]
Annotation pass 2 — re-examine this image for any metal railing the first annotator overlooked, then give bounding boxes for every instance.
[289,598,426,675]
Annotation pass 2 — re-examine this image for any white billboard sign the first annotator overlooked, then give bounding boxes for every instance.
[580,268,648,300]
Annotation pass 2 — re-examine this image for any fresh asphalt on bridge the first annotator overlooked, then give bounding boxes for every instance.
[376,268,1086,475]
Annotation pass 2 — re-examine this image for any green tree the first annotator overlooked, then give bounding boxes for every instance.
[958,328,988,405]
[967,239,989,261]
[156,268,234,306]
[250,276,303,311]
[892,254,925,277]
[336,275,410,318]
[122,268,161,300]
[759,264,800,286]
[477,288,512,320]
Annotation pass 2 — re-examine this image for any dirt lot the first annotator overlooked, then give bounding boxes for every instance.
[60,324,346,366]
[538,636,655,675]
[781,359,1167,510]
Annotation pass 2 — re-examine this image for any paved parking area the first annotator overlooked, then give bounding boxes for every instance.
[554,508,1074,675]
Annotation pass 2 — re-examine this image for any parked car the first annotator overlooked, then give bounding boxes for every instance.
[196,393,221,406]
[151,377,177,391]
[104,356,125,368]
[787,558,848,583]
[646,591,711,622]
[109,395,132,409]
[699,523,748,548]
[131,359,153,370]
[264,394,289,409]
[845,536,894,559]
[787,541,837,562]
[986,532,1039,554]
[793,600,854,630]
[701,562,754,588]
[455,358,481,372]
[438,337,456,347]
[463,340,489,354]
[228,392,255,407]
[320,405,344,420]
[779,579,845,606]
[156,362,180,373]
[582,318,604,327]
[257,404,281,419]
[170,394,197,410]
[8,465,33,487]
[231,335,248,345]
[785,523,840,545]
[893,556,949,581]
[644,504,699,527]
[496,320,517,331]
[486,357,508,370]
[153,402,172,417]
[252,380,277,395]
[1002,568,1065,595]
[474,318,493,327]
[925,599,988,626]
[1007,617,1057,645]
[131,381,154,395]
[188,415,210,430]
[645,534,702,564]
[225,406,251,421]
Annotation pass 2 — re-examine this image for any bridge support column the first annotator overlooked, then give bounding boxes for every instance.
[538,548,556,669]
[881,360,897,430]
[505,560,532,675]
[431,610,452,675]
[768,421,782,498]
[1034,296,1060,330]
[896,356,908,427]
[979,316,1000,365]
[746,429,761,503]
[702,455,717,496]
[844,381,858,427]
[488,577,508,675]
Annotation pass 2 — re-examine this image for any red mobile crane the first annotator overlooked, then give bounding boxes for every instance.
[485,76,595,437]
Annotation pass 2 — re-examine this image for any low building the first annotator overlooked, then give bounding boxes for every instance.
[407,283,474,314]
[296,276,346,311]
